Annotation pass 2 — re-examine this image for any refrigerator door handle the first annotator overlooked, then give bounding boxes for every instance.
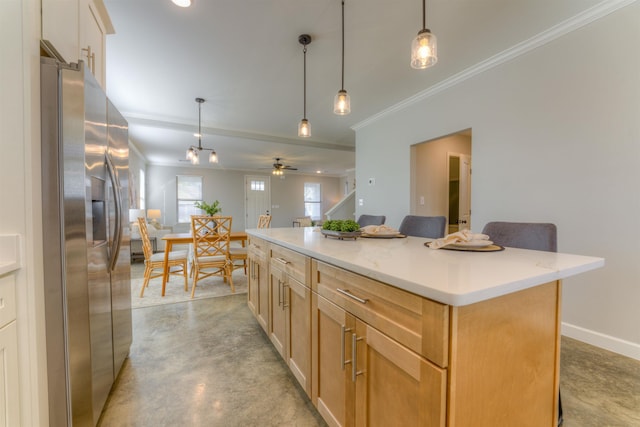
[106,153,122,272]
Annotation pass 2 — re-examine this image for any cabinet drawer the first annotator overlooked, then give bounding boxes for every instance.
[313,260,449,367]
[270,244,310,286]
[248,236,268,262]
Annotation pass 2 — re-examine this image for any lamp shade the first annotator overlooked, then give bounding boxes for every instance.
[411,29,437,69]
[129,209,145,223]
[298,119,311,137]
[147,209,161,221]
[172,0,191,7]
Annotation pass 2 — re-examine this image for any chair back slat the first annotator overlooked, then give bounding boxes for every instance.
[257,214,271,228]
[137,218,155,260]
[191,215,232,258]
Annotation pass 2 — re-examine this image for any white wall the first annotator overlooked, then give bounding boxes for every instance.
[355,3,640,358]
[145,164,342,231]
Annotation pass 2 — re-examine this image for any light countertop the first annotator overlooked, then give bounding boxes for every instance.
[246,227,604,306]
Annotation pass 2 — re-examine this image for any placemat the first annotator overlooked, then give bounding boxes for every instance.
[424,242,505,252]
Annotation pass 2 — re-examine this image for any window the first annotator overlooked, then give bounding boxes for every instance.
[250,180,265,191]
[304,182,322,220]
[177,175,203,223]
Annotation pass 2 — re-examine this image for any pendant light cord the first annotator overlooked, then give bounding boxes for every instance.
[197,100,202,149]
[303,45,307,119]
[422,0,426,30]
[341,0,345,91]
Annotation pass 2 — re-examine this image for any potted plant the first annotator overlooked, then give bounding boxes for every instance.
[194,200,221,216]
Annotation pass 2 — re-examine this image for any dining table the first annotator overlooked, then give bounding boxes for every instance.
[160,231,248,296]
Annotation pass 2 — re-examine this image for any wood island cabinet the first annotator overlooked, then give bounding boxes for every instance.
[247,235,565,427]
[247,236,269,332]
[311,260,446,427]
[267,244,312,395]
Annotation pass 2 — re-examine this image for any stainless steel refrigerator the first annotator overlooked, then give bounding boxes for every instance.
[41,57,132,427]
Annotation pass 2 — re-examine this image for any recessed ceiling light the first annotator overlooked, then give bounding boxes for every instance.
[172,0,191,7]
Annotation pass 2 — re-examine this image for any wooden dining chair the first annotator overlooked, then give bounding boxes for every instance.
[257,214,272,228]
[137,217,188,297]
[190,215,234,298]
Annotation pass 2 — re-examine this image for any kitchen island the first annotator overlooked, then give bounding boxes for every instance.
[245,227,604,427]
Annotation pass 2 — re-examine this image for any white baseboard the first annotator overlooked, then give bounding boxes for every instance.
[562,322,640,361]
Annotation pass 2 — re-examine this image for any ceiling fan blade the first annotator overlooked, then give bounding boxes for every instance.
[283,166,297,170]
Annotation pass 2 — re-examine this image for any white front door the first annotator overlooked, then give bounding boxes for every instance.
[245,175,271,229]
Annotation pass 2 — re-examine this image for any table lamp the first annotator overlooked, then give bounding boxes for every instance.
[147,209,161,225]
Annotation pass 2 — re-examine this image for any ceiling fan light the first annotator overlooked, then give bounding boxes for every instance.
[172,0,191,7]
[333,90,351,115]
[411,29,437,69]
[298,118,311,138]
[209,150,218,164]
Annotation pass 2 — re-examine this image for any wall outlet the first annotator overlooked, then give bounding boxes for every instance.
[358,198,364,206]
[419,196,425,205]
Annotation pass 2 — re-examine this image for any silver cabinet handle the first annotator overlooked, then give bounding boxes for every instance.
[351,333,364,382]
[337,288,368,304]
[282,283,289,308]
[274,257,291,265]
[278,279,282,307]
[341,325,352,370]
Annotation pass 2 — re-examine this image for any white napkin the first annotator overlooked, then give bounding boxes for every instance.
[428,230,490,249]
[360,224,400,235]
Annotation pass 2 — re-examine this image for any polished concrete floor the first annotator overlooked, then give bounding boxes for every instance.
[98,295,640,426]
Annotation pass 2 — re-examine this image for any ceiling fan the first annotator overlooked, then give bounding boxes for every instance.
[269,158,297,175]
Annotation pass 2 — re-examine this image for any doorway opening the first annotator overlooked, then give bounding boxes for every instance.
[410,129,472,232]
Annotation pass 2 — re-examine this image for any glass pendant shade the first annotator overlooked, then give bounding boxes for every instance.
[411,29,437,69]
[186,147,195,160]
[209,151,218,164]
[172,0,191,7]
[191,150,199,165]
[333,90,351,115]
[298,118,311,138]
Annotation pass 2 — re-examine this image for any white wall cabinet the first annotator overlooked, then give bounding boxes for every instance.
[41,0,113,88]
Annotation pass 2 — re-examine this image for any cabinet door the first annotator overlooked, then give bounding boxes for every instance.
[353,321,446,427]
[42,0,79,64]
[0,321,20,426]
[312,294,355,427]
[257,258,269,332]
[285,276,311,395]
[79,0,106,87]
[247,259,259,315]
[268,266,286,358]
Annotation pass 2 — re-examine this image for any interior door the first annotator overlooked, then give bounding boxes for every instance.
[245,175,271,229]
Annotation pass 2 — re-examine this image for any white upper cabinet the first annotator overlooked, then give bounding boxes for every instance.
[42,0,114,88]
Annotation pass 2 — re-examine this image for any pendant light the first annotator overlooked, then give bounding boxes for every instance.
[171,0,191,7]
[333,0,350,115]
[410,0,437,69]
[186,98,219,165]
[298,34,312,138]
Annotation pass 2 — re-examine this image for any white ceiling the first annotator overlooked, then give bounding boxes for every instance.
[103,0,601,176]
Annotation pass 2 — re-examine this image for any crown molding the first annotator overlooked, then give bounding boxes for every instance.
[353,0,637,131]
